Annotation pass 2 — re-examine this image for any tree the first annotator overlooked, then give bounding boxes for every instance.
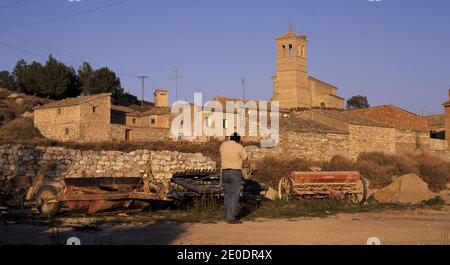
[40,55,80,99]
[0,71,16,91]
[346,95,370,109]
[78,62,123,98]
[12,56,81,99]
[77,62,94,95]
[13,59,43,95]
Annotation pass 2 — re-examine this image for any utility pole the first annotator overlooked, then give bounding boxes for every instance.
[173,69,180,101]
[241,78,246,99]
[137,75,149,108]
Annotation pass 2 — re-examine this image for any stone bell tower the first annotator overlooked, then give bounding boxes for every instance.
[272,25,310,109]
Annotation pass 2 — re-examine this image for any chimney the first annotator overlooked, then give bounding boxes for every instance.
[154,89,169,108]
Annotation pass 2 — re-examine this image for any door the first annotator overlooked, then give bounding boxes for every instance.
[125,129,132,141]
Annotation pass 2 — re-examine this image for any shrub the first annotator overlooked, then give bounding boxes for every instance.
[252,152,450,192]
[252,156,311,188]
[422,196,445,206]
[321,155,354,171]
[414,154,450,192]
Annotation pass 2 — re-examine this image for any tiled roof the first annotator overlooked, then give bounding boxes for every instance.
[212,96,282,112]
[425,114,445,128]
[110,105,140,115]
[35,93,111,110]
[308,76,338,90]
[142,107,170,115]
[315,109,392,128]
[281,116,348,134]
[346,105,428,131]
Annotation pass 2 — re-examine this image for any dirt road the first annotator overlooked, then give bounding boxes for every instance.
[1,206,449,245]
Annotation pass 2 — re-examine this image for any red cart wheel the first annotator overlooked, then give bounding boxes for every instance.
[344,176,368,204]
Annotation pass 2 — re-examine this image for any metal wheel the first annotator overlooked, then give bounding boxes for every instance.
[36,185,62,217]
[278,177,294,201]
[344,176,368,204]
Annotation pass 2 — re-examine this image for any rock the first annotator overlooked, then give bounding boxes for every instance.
[374,173,437,204]
[262,185,278,200]
[7,93,22,99]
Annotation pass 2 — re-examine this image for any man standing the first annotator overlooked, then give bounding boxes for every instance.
[220,133,248,224]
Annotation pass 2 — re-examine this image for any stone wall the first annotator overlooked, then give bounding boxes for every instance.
[445,102,450,149]
[0,144,216,195]
[34,104,82,141]
[395,129,430,153]
[430,138,448,151]
[245,130,349,162]
[110,124,169,142]
[348,124,396,159]
[79,95,112,142]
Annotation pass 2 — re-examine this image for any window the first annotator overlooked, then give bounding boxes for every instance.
[151,118,155,125]
[223,119,229,129]
[92,106,97,113]
[132,118,136,124]
[320,102,326,108]
[180,119,184,126]
[282,45,286,56]
[206,117,212,128]
[289,44,293,56]
[57,108,61,115]
[301,46,305,57]
[64,128,69,135]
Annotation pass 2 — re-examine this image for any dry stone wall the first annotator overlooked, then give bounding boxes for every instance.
[0,144,216,196]
[245,131,349,162]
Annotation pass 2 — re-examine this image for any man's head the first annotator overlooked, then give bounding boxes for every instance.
[229,132,241,143]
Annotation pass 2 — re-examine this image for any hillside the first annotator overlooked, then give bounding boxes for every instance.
[0,88,52,141]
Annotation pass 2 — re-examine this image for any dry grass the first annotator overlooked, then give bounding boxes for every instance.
[0,117,43,141]
[354,152,450,191]
[252,152,450,192]
[252,156,314,189]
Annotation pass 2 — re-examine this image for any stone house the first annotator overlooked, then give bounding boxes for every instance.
[34,93,112,142]
[346,105,430,152]
[425,114,445,139]
[294,108,397,158]
[443,89,450,150]
[170,96,278,142]
[34,89,170,142]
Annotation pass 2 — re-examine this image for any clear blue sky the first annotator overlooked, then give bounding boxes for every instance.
[0,0,449,114]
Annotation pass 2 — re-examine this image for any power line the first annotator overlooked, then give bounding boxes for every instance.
[0,39,48,59]
[137,75,149,108]
[242,78,246,99]
[0,0,130,30]
[0,30,81,64]
[0,0,42,10]
[0,31,140,78]
[172,69,181,101]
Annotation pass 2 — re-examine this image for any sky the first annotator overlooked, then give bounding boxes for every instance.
[0,0,449,114]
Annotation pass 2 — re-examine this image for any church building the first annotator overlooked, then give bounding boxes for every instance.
[272,26,345,110]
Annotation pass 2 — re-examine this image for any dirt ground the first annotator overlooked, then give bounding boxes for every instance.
[1,206,449,245]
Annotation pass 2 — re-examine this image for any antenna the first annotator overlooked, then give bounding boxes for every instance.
[173,69,181,101]
[241,78,245,99]
[137,75,149,108]
[288,22,293,32]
